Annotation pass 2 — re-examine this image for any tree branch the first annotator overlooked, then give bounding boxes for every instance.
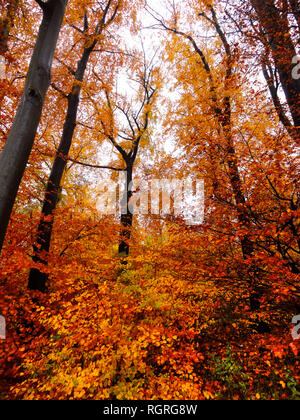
[34,0,47,12]
[51,82,67,98]
[67,156,125,171]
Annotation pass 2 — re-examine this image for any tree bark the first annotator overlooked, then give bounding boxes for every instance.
[27,0,122,290]
[184,7,257,308]
[98,66,155,261]
[119,165,133,259]
[288,0,300,30]
[0,0,68,254]
[251,0,300,142]
[28,46,95,291]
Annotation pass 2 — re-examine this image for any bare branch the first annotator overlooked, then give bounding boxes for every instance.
[84,11,89,31]
[51,82,67,98]
[69,23,84,34]
[67,157,125,171]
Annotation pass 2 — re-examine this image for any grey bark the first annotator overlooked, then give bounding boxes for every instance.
[28,46,95,291]
[27,1,121,291]
[119,164,133,259]
[0,0,68,253]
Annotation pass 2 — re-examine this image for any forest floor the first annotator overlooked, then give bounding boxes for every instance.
[1,258,300,400]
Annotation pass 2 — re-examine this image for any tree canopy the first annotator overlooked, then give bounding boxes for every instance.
[0,0,299,400]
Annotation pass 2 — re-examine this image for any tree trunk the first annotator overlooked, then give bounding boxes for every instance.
[27,1,123,290]
[251,0,300,141]
[119,166,133,259]
[219,94,258,309]
[0,0,68,254]
[212,6,260,309]
[224,130,259,309]
[288,0,300,30]
[28,47,93,291]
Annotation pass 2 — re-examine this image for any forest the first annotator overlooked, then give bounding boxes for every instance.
[0,0,299,400]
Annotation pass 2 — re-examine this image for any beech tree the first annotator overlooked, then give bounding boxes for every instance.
[0,0,68,253]
[28,0,123,291]
[0,0,299,401]
[228,0,300,144]
[94,61,157,258]
[250,0,300,140]
[146,2,261,309]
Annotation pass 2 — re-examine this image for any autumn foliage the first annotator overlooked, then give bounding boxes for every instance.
[0,0,299,400]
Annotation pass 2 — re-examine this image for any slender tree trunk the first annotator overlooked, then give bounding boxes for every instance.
[288,0,300,30]
[119,166,133,259]
[0,0,68,254]
[28,1,122,290]
[219,112,262,309]
[212,6,260,309]
[261,58,295,133]
[99,65,155,262]
[217,101,254,256]
[251,0,300,141]
[28,47,94,291]
[219,87,259,309]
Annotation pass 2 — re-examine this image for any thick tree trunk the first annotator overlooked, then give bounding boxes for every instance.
[119,166,133,259]
[0,0,68,254]
[251,0,300,141]
[28,47,93,291]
